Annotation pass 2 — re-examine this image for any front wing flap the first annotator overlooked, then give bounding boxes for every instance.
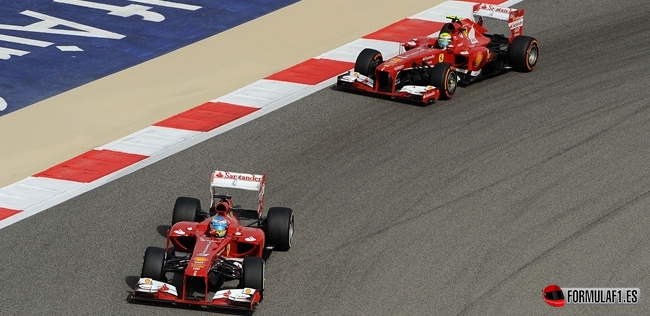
[337,70,374,88]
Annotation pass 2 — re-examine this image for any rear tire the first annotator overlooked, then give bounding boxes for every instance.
[242,257,265,291]
[171,197,201,225]
[428,63,457,100]
[354,48,383,78]
[265,207,294,252]
[508,36,539,72]
[141,246,166,281]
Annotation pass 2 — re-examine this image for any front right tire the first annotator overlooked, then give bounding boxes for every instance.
[265,207,294,252]
[428,62,457,100]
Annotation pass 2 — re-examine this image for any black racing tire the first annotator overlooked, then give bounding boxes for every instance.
[242,257,265,291]
[354,48,383,78]
[265,207,294,252]
[428,62,457,100]
[508,36,539,72]
[141,246,166,281]
[171,197,201,225]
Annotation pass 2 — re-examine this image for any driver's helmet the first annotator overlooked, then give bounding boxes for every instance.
[209,216,228,238]
[437,32,452,48]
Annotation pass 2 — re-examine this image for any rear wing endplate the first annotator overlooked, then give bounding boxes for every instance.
[211,170,266,217]
[472,3,524,40]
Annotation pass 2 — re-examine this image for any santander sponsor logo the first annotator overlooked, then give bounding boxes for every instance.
[479,4,511,14]
[214,171,263,182]
[509,18,523,29]
[423,90,437,99]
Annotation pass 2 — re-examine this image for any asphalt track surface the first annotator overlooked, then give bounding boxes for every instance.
[2,0,650,315]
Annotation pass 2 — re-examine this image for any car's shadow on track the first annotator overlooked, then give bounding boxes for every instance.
[125,275,139,288]
[156,225,171,238]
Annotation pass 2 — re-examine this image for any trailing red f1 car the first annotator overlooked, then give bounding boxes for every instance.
[131,170,294,313]
[336,3,539,104]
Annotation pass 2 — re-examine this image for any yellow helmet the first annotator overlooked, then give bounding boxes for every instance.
[438,32,452,48]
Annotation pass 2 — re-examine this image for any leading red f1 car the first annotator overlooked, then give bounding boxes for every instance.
[336,3,539,104]
[131,170,294,313]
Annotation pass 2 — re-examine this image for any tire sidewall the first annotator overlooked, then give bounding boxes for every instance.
[524,39,539,70]
[429,63,456,100]
[508,36,539,72]
[443,68,457,97]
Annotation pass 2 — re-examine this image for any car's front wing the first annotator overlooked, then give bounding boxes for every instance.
[131,278,261,311]
[336,71,441,104]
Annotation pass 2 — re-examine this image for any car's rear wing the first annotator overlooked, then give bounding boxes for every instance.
[210,170,266,217]
[472,3,524,41]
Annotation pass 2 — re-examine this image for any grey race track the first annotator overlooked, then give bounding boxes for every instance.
[2,1,650,315]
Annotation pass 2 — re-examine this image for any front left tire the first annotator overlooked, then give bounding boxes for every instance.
[171,197,201,225]
[242,257,265,291]
[141,246,166,281]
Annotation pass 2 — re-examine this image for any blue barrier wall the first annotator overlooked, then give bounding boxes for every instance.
[0,0,299,116]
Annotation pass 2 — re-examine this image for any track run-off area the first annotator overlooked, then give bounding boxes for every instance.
[2,0,650,315]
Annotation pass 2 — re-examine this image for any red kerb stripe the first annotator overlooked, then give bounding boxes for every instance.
[363,18,444,42]
[154,102,259,132]
[0,208,21,220]
[34,150,147,183]
[265,58,354,85]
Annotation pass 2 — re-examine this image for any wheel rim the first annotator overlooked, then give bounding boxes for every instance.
[446,71,457,93]
[369,55,382,75]
[287,215,294,247]
[528,45,538,66]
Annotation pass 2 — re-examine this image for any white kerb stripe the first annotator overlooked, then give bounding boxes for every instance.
[317,38,403,63]
[0,177,83,210]
[97,125,201,156]
[213,79,309,109]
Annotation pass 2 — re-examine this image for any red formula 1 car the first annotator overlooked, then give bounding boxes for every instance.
[336,3,539,104]
[131,170,294,313]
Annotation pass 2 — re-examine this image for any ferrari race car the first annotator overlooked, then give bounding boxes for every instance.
[336,3,539,104]
[131,170,295,312]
